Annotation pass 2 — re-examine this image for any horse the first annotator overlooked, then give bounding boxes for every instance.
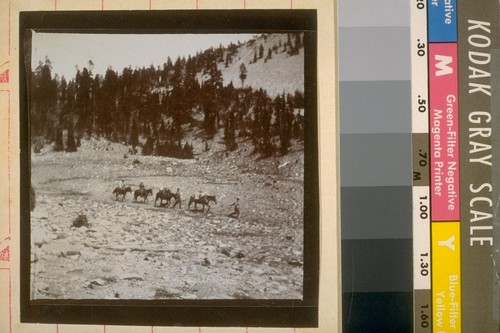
[188,195,217,212]
[155,189,181,208]
[113,186,132,202]
[134,188,153,203]
[155,189,171,206]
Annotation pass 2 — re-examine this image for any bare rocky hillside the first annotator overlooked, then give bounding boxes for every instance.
[30,135,304,300]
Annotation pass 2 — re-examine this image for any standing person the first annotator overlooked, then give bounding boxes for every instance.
[229,198,240,218]
[172,188,182,208]
[119,179,125,189]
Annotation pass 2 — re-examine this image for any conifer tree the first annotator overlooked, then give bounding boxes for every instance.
[224,108,237,151]
[201,57,223,136]
[142,136,155,156]
[31,58,58,139]
[66,125,77,152]
[54,128,64,152]
[75,67,93,135]
[130,119,139,153]
[239,63,247,88]
[277,93,293,155]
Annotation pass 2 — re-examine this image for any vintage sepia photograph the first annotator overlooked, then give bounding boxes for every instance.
[20,10,318,327]
[28,31,306,301]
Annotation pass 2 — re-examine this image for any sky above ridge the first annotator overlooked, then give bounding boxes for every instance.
[31,32,255,80]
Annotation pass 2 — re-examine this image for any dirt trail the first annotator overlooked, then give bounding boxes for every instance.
[30,138,304,300]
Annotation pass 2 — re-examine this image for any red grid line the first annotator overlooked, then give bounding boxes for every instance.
[9,0,11,56]
[0,90,11,235]
[56,323,59,333]
[0,84,11,326]
[196,0,199,10]
[290,0,293,9]
[149,0,152,10]
[104,324,106,332]
[8,90,10,235]
[55,0,57,11]
[9,268,11,333]
[243,0,246,9]
[102,0,104,11]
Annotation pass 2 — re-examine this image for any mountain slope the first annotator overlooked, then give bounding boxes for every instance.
[219,34,304,97]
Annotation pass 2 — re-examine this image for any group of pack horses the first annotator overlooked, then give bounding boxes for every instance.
[112,185,217,213]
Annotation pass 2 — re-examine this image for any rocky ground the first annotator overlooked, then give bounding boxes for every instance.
[30,136,304,300]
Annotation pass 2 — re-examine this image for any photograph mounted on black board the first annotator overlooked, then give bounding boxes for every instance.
[20,9,318,327]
